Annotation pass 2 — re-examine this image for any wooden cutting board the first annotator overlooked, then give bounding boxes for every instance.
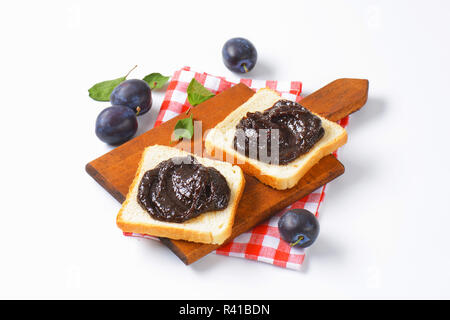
[86,78,368,265]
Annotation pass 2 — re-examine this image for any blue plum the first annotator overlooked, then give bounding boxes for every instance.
[110,79,152,115]
[222,37,257,73]
[95,105,138,145]
[278,209,320,248]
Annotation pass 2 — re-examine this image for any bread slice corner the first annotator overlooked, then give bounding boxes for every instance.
[116,145,245,245]
[204,89,347,190]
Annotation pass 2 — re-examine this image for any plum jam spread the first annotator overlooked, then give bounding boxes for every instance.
[233,99,325,165]
[137,156,230,223]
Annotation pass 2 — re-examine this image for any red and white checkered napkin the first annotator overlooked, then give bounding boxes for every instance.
[124,66,349,270]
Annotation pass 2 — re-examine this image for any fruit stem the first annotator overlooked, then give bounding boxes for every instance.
[290,236,304,247]
[242,63,249,73]
[125,65,138,79]
[136,106,141,116]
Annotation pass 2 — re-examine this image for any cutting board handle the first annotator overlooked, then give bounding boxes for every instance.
[300,78,369,122]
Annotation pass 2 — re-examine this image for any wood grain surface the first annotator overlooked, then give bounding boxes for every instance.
[86,78,368,265]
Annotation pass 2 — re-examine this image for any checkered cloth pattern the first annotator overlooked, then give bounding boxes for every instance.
[124,67,349,270]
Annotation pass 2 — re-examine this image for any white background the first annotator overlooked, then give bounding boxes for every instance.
[1,0,449,299]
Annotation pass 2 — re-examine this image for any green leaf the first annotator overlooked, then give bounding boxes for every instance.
[187,78,215,106]
[88,65,137,101]
[88,77,126,101]
[142,73,170,89]
[89,77,126,101]
[173,114,194,140]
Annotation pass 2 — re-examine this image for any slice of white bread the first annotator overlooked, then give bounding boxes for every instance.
[204,88,347,190]
[116,145,245,245]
